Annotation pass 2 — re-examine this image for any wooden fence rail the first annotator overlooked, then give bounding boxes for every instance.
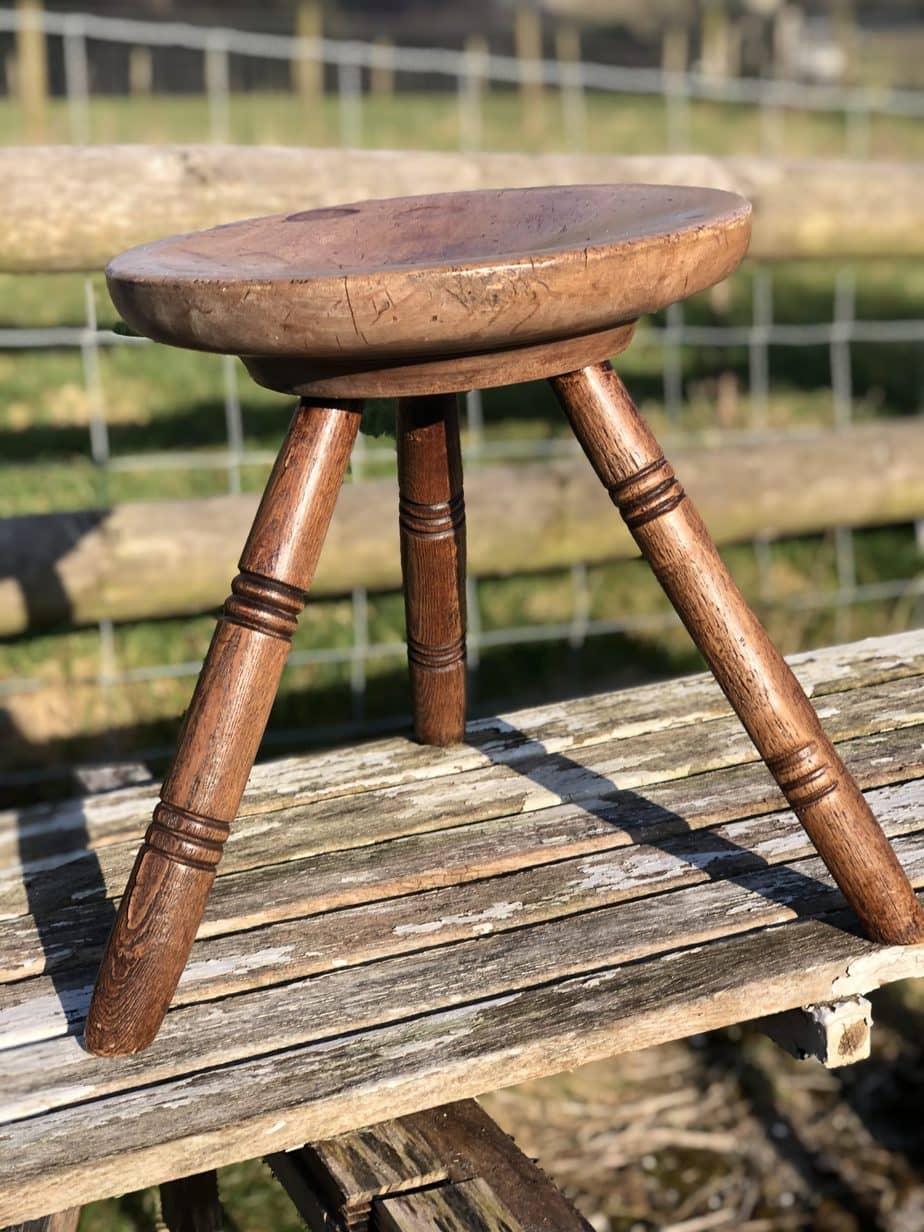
[2,419,921,638]
[1,147,922,272]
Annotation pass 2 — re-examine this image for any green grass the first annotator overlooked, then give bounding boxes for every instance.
[78,1159,305,1231]
[4,87,924,160]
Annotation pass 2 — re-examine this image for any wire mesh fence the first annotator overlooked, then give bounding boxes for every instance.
[2,6,924,154]
[0,9,922,794]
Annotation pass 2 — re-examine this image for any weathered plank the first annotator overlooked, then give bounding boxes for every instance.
[3,1212,80,1232]
[2,763,920,1048]
[269,1099,591,1232]
[376,1178,524,1232]
[1,719,919,1010]
[2,904,923,1226]
[1,147,922,272]
[0,633,920,1224]
[3,419,921,637]
[5,630,919,859]
[271,1116,458,1227]
[4,816,923,1123]
[4,668,921,928]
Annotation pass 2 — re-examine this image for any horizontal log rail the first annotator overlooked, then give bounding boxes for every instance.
[0,147,922,272]
[1,419,922,637]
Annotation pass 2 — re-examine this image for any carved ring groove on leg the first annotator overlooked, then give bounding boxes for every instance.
[406,632,467,671]
[145,803,231,872]
[222,571,306,641]
[398,492,466,539]
[608,457,686,528]
[767,743,839,810]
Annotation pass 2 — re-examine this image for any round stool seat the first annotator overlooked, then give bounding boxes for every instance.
[107,184,751,398]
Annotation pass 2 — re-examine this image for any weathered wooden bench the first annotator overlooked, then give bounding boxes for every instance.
[1,629,923,1226]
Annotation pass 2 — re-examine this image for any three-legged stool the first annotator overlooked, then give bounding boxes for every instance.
[87,185,924,1057]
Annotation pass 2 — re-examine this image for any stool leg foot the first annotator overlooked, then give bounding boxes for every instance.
[397,393,467,746]
[85,399,361,1056]
[552,361,924,946]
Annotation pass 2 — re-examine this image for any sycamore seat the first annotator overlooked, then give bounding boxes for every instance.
[106,184,750,398]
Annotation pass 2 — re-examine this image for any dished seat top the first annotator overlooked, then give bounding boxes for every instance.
[106,185,751,395]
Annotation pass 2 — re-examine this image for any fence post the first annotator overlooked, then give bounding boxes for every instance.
[830,267,855,429]
[16,0,48,142]
[337,48,363,149]
[701,3,731,81]
[205,32,231,143]
[515,5,544,144]
[459,34,488,151]
[661,24,690,151]
[555,23,586,151]
[764,3,802,153]
[833,1,858,86]
[295,0,324,138]
[63,14,91,145]
[749,267,772,429]
[128,46,153,96]
[371,36,394,97]
[3,52,17,99]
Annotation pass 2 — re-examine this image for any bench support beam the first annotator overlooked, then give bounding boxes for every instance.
[755,995,873,1068]
[268,1099,592,1232]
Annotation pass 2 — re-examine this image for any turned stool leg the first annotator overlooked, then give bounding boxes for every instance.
[397,393,467,745]
[86,399,361,1055]
[552,361,924,946]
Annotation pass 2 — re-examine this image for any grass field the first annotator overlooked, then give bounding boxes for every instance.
[2,87,924,160]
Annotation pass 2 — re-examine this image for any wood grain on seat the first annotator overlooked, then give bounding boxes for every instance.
[106,185,751,396]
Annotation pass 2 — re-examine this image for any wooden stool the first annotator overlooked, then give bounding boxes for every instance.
[86,185,924,1058]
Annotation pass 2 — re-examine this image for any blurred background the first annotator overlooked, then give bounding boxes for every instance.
[0,0,922,1228]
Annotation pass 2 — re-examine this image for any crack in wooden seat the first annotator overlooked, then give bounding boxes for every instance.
[80,185,924,1061]
[106,185,749,398]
